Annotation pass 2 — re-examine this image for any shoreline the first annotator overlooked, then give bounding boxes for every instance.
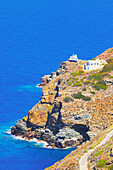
[6,129,74,150]
[10,48,113,169]
[6,129,52,148]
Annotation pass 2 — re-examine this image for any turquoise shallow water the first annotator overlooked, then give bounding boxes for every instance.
[0,0,113,169]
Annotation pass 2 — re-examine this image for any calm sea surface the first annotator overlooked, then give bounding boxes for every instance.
[0,0,113,169]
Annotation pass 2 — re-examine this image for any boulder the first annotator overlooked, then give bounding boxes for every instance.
[55,128,83,148]
[11,119,28,136]
[15,119,28,132]
[41,129,53,143]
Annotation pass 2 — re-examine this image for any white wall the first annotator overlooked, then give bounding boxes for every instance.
[84,59,101,71]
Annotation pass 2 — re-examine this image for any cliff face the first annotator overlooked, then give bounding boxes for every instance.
[11,48,113,149]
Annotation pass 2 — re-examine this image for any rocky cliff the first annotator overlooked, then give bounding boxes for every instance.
[11,48,113,150]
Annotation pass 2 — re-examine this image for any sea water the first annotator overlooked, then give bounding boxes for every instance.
[0,0,113,169]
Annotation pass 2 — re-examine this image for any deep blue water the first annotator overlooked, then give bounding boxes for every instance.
[0,0,113,169]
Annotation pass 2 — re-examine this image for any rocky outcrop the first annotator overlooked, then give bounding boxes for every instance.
[38,61,68,87]
[38,72,57,87]
[11,119,28,136]
[39,75,51,87]
[38,60,83,87]
[55,128,83,148]
[11,48,113,150]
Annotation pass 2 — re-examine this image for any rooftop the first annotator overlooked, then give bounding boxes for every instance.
[68,54,78,61]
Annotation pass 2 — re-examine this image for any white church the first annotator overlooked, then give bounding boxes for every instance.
[68,54,78,62]
[84,59,101,71]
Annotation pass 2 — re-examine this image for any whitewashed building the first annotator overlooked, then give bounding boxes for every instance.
[68,54,78,62]
[84,59,101,71]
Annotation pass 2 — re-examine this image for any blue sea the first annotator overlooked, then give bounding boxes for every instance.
[0,0,113,169]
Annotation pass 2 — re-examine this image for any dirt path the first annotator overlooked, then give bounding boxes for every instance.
[79,130,113,170]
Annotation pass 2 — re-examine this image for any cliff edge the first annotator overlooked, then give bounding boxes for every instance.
[11,48,113,150]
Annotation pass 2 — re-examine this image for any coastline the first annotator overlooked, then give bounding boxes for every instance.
[6,129,75,150]
[6,129,52,148]
[10,48,113,169]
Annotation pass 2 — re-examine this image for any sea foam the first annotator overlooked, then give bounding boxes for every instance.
[11,134,51,148]
[5,129,73,150]
[36,84,42,88]
[5,129,11,134]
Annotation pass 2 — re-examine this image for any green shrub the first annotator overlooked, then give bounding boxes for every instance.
[96,159,107,168]
[72,82,82,87]
[108,165,113,170]
[108,143,112,146]
[84,150,87,153]
[81,76,88,83]
[94,150,104,157]
[93,84,100,91]
[67,78,71,82]
[71,73,77,77]
[107,58,113,63]
[74,77,79,81]
[109,76,113,79]
[82,96,91,101]
[82,87,86,91]
[78,70,84,74]
[89,73,103,81]
[72,92,91,101]
[84,80,91,85]
[88,70,112,82]
[102,62,113,72]
[88,75,93,80]
[63,96,74,103]
[72,92,83,99]
[93,80,107,90]
[68,82,72,86]
[83,76,87,79]
[91,91,95,94]
[71,71,84,77]
[81,78,84,83]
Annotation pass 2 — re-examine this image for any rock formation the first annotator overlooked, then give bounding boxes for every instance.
[11,48,113,149]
